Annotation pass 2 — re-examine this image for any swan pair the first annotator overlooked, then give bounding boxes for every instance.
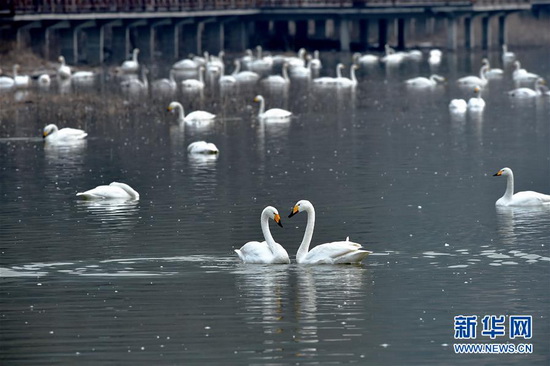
[448,85,485,114]
[493,167,550,207]
[235,200,372,265]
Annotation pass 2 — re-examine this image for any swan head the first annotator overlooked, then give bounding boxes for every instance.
[493,167,512,177]
[288,199,312,218]
[473,85,482,94]
[58,56,65,63]
[263,206,283,227]
[43,124,59,138]
[253,95,264,103]
[167,101,182,112]
[481,58,490,66]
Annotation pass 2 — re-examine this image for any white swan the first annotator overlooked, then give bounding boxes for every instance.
[121,48,140,73]
[457,64,488,87]
[235,206,290,264]
[405,74,445,88]
[71,71,95,86]
[467,86,485,111]
[181,66,205,91]
[57,56,72,80]
[336,64,358,87]
[508,78,546,98]
[353,52,379,66]
[12,65,30,88]
[187,141,219,155]
[167,101,215,124]
[249,45,273,75]
[76,182,140,200]
[151,70,177,95]
[38,74,51,87]
[260,63,290,88]
[312,63,347,86]
[428,49,442,66]
[481,58,503,79]
[512,60,540,84]
[288,200,371,264]
[501,44,515,64]
[232,59,260,84]
[289,58,313,80]
[406,49,423,61]
[43,124,87,144]
[218,65,238,91]
[254,95,292,122]
[120,67,148,96]
[381,44,405,65]
[0,68,15,89]
[493,167,550,207]
[449,98,467,114]
[309,50,322,72]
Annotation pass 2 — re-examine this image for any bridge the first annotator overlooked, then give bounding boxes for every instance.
[0,0,546,65]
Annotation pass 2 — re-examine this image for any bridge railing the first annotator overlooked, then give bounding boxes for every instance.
[6,0,531,14]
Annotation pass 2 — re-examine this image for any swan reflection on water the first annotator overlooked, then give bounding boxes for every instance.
[496,205,550,245]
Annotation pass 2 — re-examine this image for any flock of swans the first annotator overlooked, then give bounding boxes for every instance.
[6,42,550,265]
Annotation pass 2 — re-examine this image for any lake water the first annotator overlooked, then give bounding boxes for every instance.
[1,47,549,365]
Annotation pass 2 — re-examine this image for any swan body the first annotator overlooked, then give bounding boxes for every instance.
[121,48,140,73]
[449,99,467,114]
[235,206,290,264]
[76,182,139,200]
[508,78,545,98]
[405,74,445,88]
[494,167,550,207]
[285,48,307,69]
[309,50,322,71]
[38,74,51,87]
[181,66,205,91]
[167,101,215,124]
[381,44,406,65]
[336,64,358,87]
[512,61,539,84]
[57,56,72,79]
[467,86,485,111]
[13,65,30,88]
[254,95,292,122]
[260,63,290,88]
[353,52,379,66]
[187,141,219,155]
[288,200,371,264]
[120,68,148,96]
[43,124,87,144]
[151,70,177,95]
[0,70,15,89]
[428,49,442,65]
[481,58,503,79]
[249,46,273,75]
[289,59,313,80]
[71,71,95,86]
[457,64,488,87]
[406,49,423,61]
[312,63,347,86]
[232,60,260,84]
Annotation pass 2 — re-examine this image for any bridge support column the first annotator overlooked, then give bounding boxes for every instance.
[378,19,388,50]
[338,18,351,52]
[498,14,507,46]
[397,18,407,49]
[16,22,42,51]
[481,15,491,50]
[464,17,473,49]
[446,16,458,50]
[359,19,369,50]
[173,20,193,59]
[128,21,151,62]
[84,25,102,65]
[151,19,172,62]
[110,24,128,65]
[46,21,71,61]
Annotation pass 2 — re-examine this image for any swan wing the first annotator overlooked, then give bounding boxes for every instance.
[511,191,550,206]
[184,111,216,122]
[235,241,289,264]
[302,241,370,264]
[56,128,88,140]
[263,108,292,118]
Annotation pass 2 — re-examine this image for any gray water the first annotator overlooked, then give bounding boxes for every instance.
[1,48,549,365]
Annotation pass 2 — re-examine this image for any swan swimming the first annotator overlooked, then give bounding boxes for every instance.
[43,124,87,144]
[167,101,216,124]
[288,200,372,264]
[405,74,445,88]
[508,78,546,98]
[493,167,550,207]
[57,56,72,80]
[235,206,290,264]
[187,141,219,155]
[449,99,467,114]
[457,64,488,87]
[467,86,485,111]
[121,48,140,74]
[254,95,292,122]
[76,182,140,200]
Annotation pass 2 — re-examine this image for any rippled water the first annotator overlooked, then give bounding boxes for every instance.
[1,47,549,365]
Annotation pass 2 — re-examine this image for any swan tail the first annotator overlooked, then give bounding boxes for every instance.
[335,249,372,264]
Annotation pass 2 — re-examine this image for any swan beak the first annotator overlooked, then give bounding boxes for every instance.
[274,214,283,228]
[253,97,259,102]
[167,106,173,112]
[493,170,503,176]
[288,205,299,218]
[43,132,48,138]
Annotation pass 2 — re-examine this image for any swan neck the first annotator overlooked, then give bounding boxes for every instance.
[336,65,342,78]
[177,103,185,121]
[504,172,514,200]
[351,67,357,82]
[133,50,138,62]
[198,68,204,83]
[296,205,315,262]
[261,211,277,253]
[282,64,289,81]
[232,61,240,75]
[258,98,265,116]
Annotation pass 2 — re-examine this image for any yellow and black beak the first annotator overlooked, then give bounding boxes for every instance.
[43,131,48,138]
[167,106,173,112]
[493,170,503,177]
[288,205,299,218]
[274,214,283,228]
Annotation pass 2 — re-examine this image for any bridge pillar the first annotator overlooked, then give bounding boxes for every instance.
[128,20,151,62]
[74,20,96,64]
[173,19,194,59]
[45,21,71,62]
[16,22,42,51]
[464,17,473,50]
[151,19,172,61]
[498,14,507,46]
[397,18,407,49]
[378,19,388,50]
[85,26,102,65]
[481,15,491,50]
[446,16,458,50]
[338,18,351,52]
[110,23,128,65]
